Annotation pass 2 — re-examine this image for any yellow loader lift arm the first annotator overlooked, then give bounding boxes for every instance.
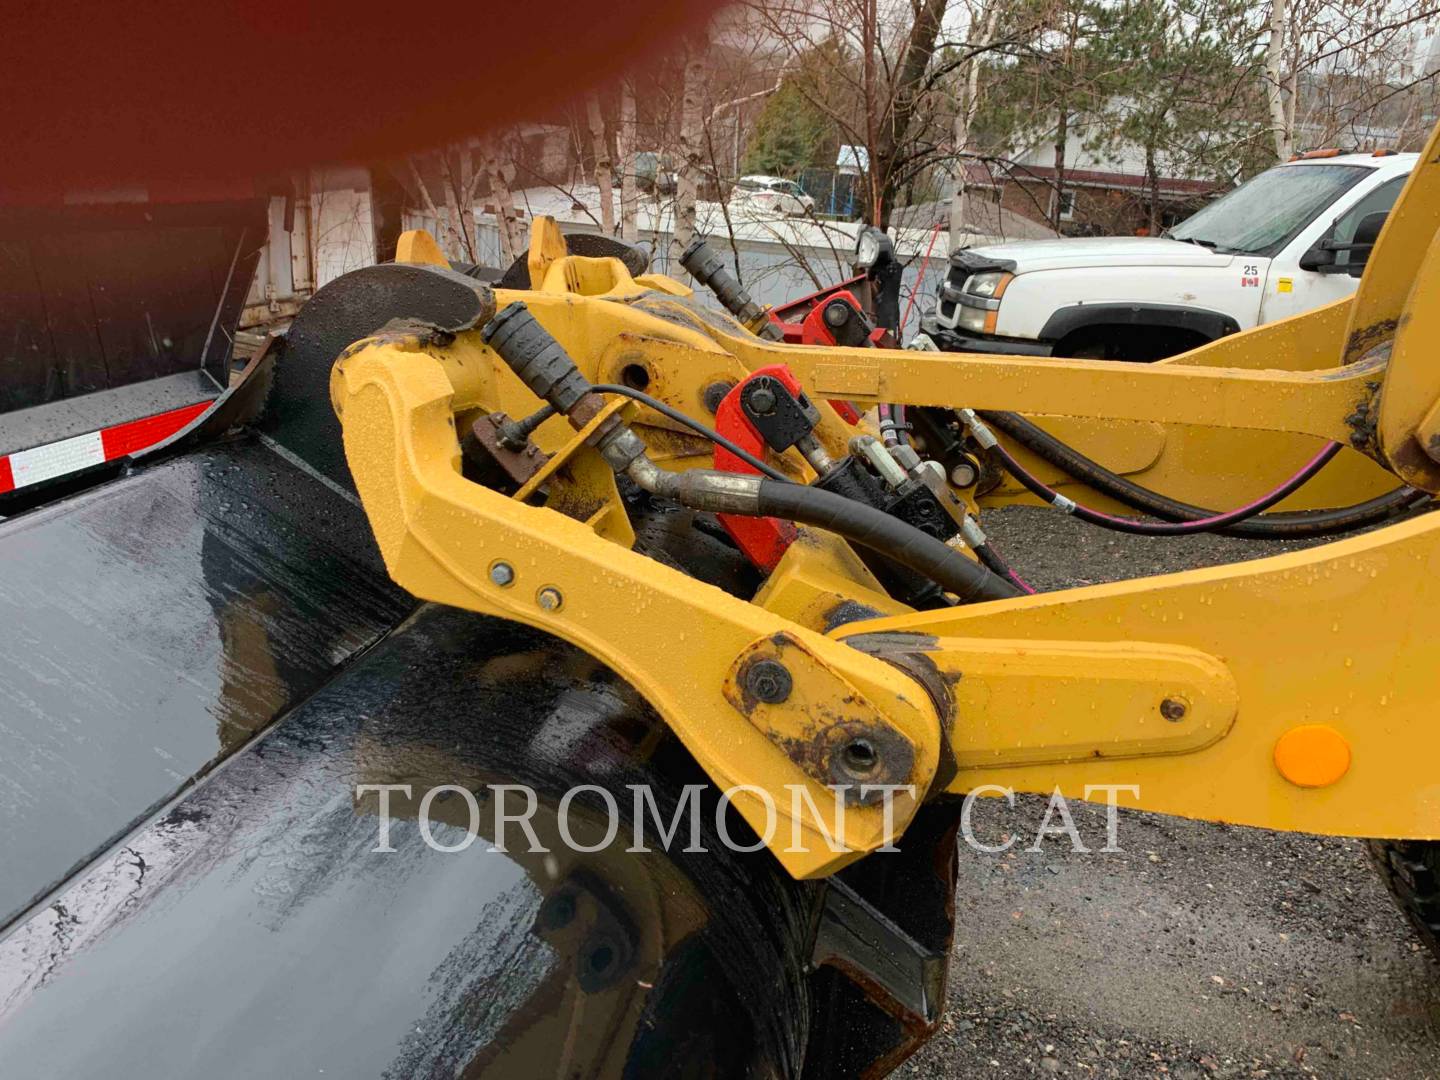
[330,132,1440,881]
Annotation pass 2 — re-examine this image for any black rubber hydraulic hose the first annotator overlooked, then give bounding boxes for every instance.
[754,479,1021,602]
[972,537,1036,594]
[986,431,1342,536]
[979,409,1428,538]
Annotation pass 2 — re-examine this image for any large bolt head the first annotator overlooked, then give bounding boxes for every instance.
[744,658,793,704]
[702,380,736,414]
[1160,697,1189,721]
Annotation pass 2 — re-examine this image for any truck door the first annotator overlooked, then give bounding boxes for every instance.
[1261,175,1406,323]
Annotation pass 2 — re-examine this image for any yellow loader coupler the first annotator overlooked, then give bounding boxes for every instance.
[329,120,1440,933]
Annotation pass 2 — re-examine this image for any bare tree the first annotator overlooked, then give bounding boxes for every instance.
[1263,0,1440,161]
[672,29,709,269]
[404,144,487,262]
[480,134,525,264]
[1263,0,1292,158]
[746,0,1037,227]
[586,93,616,234]
[618,79,639,242]
[949,0,1003,248]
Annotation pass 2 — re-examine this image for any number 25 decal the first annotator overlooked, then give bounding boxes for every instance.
[1241,264,1260,287]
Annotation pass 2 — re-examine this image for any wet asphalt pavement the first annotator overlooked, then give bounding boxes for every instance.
[898,506,1440,1080]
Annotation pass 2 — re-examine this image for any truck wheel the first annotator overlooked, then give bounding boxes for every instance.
[1368,839,1440,960]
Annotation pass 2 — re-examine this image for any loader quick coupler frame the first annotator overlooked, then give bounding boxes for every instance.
[330,143,1440,881]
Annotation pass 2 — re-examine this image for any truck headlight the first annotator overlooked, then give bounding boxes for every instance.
[955,304,989,334]
[963,271,1013,299]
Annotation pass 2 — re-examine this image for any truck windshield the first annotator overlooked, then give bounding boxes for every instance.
[1168,164,1371,257]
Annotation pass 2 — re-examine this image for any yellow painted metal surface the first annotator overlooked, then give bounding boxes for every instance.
[978,415,1395,516]
[1379,226,1440,489]
[835,511,1440,840]
[844,632,1238,769]
[395,229,449,267]
[527,216,568,289]
[722,632,921,795]
[981,296,1395,513]
[509,396,637,547]
[737,343,1382,443]
[751,530,912,632]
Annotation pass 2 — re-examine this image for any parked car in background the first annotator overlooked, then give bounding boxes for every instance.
[731,175,815,216]
[914,149,1418,359]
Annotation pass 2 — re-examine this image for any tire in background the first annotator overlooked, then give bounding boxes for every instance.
[1368,839,1440,961]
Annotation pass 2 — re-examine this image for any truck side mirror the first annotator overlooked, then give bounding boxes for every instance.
[1298,242,1335,273]
[1345,211,1388,278]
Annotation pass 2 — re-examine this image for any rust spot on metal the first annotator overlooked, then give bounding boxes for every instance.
[777,718,915,804]
[841,632,955,720]
[1344,379,1384,453]
[639,424,712,461]
[465,413,550,489]
[1344,318,1398,363]
[841,631,958,791]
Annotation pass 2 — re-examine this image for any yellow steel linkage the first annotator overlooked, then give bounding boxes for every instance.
[332,123,1440,879]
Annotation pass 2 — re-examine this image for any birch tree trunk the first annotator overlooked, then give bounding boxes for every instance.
[671,31,708,271]
[458,149,479,260]
[586,92,616,235]
[1264,0,1292,160]
[406,157,453,255]
[949,3,1000,251]
[481,135,524,265]
[618,79,639,243]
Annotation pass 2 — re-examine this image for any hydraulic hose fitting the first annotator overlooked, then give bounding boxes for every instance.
[681,235,785,342]
[796,434,836,476]
[888,442,925,477]
[624,456,763,513]
[957,408,998,449]
[851,435,909,489]
[959,515,987,550]
[495,404,557,450]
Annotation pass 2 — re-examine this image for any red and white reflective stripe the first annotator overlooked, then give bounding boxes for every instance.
[0,401,210,494]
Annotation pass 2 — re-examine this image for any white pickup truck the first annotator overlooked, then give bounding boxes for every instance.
[914,150,1417,359]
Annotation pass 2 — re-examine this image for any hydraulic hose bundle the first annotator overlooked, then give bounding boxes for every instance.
[961,410,1349,537]
[975,409,1427,538]
[480,303,1021,604]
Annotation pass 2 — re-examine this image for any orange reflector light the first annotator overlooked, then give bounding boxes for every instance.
[1273,724,1352,787]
